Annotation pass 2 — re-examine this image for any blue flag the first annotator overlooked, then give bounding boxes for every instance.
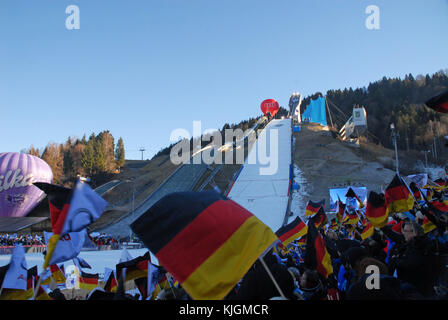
[60,180,108,236]
[44,230,87,266]
[2,245,27,290]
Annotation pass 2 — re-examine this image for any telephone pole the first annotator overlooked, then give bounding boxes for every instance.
[139,148,146,160]
[405,126,410,152]
[390,123,399,174]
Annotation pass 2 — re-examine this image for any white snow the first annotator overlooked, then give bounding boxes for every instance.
[0,248,158,277]
[228,119,292,232]
[290,164,310,223]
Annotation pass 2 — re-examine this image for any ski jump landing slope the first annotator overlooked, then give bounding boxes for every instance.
[227,118,292,232]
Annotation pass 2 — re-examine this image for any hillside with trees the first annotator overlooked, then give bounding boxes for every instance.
[25,131,126,186]
[300,70,448,160]
[151,107,288,159]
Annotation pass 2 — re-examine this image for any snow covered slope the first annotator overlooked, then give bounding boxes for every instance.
[227,119,292,232]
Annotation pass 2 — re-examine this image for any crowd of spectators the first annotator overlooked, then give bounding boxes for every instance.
[0,233,44,246]
[88,233,123,248]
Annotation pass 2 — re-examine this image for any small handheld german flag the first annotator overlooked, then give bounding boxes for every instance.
[329,219,339,230]
[115,252,150,283]
[336,196,346,224]
[305,200,325,217]
[312,207,328,229]
[385,175,414,214]
[342,211,359,226]
[422,216,437,234]
[360,222,374,240]
[78,271,99,291]
[366,191,389,228]
[103,269,118,293]
[275,216,308,247]
[346,187,364,208]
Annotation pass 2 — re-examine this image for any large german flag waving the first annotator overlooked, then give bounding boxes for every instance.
[275,216,308,247]
[304,219,333,278]
[366,191,389,228]
[385,175,415,214]
[425,90,448,113]
[130,191,278,300]
[305,200,325,217]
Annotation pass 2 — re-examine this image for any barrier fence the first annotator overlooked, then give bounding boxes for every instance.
[0,245,46,255]
[0,242,143,255]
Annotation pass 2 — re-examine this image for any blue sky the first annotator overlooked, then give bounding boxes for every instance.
[1,1,447,159]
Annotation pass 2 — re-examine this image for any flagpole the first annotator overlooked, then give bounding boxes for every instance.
[32,269,47,300]
[258,256,287,299]
[399,174,420,210]
[167,279,177,299]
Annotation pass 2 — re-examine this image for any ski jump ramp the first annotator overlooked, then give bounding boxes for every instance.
[227,118,292,232]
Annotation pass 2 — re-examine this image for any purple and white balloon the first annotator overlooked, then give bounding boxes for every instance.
[0,152,53,217]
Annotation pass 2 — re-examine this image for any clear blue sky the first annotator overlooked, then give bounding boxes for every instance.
[1,0,447,160]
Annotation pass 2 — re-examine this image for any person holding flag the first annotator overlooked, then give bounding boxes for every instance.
[381,219,441,298]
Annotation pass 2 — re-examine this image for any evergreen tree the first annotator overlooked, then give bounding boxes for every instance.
[93,134,107,173]
[63,149,73,177]
[81,133,96,175]
[115,137,126,168]
[97,130,115,172]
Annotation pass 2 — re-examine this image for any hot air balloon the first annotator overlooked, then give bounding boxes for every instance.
[425,90,448,113]
[260,99,279,118]
[0,152,53,217]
